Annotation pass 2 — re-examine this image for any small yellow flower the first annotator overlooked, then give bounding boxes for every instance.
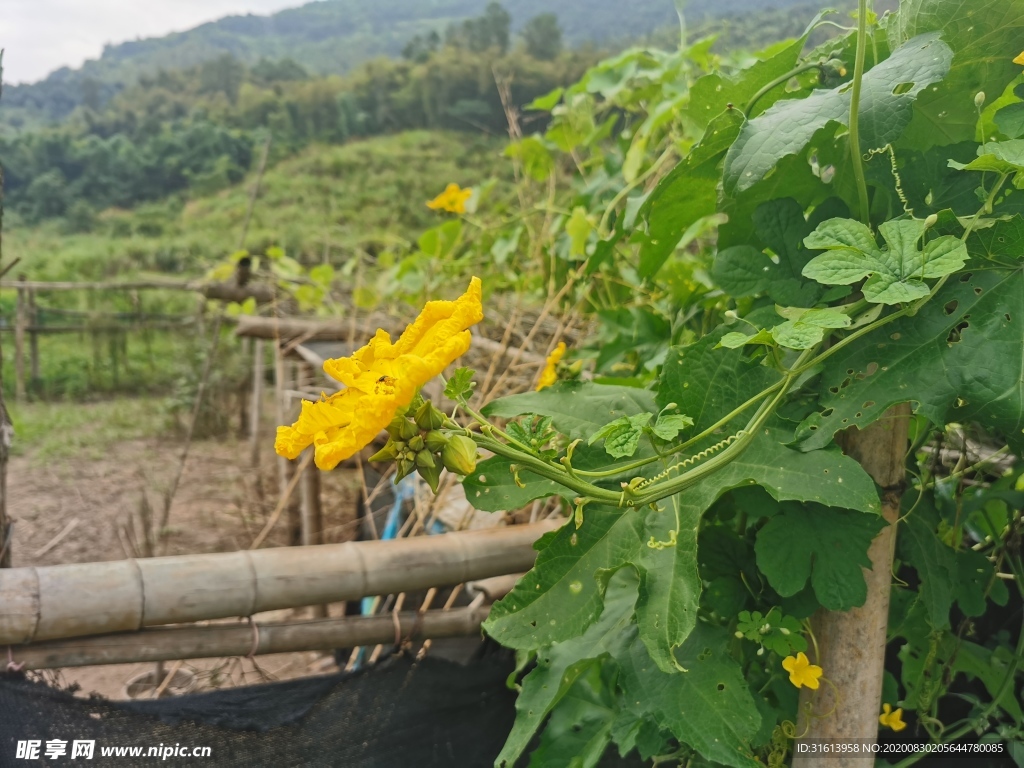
[879,703,907,732]
[1014,51,1024,66]
[782,652,823,690]
[536,342,567,390]
[275,277,483,470]
[426,183,473,214]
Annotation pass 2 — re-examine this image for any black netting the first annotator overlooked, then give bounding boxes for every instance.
[0,653,523,767]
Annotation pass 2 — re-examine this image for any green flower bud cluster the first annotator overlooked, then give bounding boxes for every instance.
[368,399,479,492]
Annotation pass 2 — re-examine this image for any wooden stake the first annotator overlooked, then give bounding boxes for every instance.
[13,275,25,401]
[793,404,910,767]
[28,288,38,389]
[249,338,264,468]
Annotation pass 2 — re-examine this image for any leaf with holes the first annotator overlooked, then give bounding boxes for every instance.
[802,217,968,304]
[898,504,958,630]
[462,456,569,513]
[755,503,887,610]
[797,267,1024,452]
[483,506,644,652]
[617,623,762,768]
[890,0,1024,148]
[724,33,952,194]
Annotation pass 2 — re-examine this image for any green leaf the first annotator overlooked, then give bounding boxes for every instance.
[566,206,594,257]
[950,641,1024,721]
[484,507,644,651]
[496,572,638,768]
[443,366,475,402]
[618,623,762,768]
[995,102,1024,139]
[802,217,968,304]
[650,413,694,441]
[891,0,1024,148]
[755,503,887,610]
[713,197,847,306]
[770,307,852,350]
[417,219,462,258]
[462,456,568,513]
[798,267,1024,452]
[724,33,952,194]
[899,507,957,629]
[639,109,744,279]
[588,413,652,458]
[527,666,615,768]
[636,428,879,672]
[483,382,659,442]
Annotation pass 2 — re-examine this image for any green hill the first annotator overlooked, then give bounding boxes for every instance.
[2,0,805,129]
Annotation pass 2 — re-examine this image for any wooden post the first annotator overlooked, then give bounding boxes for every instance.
[28,288,39,389]
[249,338,264,468]
[794,404,910,767]
[300,443,327,619]
[274,343,301,545]
[13,275,26,402]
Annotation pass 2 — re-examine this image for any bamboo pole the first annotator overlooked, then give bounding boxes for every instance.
[275,347,302,544]
[8,605,490,670]
[0,521,555,645]
[793,404,910,766]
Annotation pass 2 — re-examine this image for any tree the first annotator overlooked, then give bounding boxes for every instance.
[522,13,563,61]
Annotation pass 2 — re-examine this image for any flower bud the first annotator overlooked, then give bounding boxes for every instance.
[418,462,442,493]
[369,441,399,463]
[735,631,744,639]
[415,449,435,469]
[408,434,425,452]
[924,213,938,229]
[388,415,418,441]
[414,400,446,431]
[442,435,479,475]
[396,457,416,482]
[974,91,986,109]
[425,430,449,453]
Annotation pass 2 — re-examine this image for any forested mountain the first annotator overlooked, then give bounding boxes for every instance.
[3,0,807,129]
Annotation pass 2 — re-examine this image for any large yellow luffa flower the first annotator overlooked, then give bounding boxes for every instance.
[426,183,473,214]
[275,277,483,470]
[536,342,566,391]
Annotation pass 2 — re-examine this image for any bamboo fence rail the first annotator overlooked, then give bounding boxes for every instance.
[9,605,490,670]
[0,522,555,645]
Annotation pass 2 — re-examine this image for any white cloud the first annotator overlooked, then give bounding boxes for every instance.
[0,0,307,85]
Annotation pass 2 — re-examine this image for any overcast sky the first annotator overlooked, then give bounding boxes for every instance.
[2,0,307,84]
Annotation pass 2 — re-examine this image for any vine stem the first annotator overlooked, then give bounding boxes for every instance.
[849,0,871,224]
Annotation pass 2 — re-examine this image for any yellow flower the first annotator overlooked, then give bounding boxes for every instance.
[782,652,823,690]
[426,182,473,214]
[536,342,567,391]
[1014,51,1024,65]
[879,704,907,732]
[275,277,483,470]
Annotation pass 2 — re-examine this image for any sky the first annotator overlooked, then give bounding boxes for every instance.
[1,0,307,85]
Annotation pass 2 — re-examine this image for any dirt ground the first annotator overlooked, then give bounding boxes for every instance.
[7,408,363,700]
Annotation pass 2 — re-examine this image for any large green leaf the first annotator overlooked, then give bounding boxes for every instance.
[494,572,638,768]
[638,109,744,278]
[526,666,616,768]
[724,33,952,195]
[898,507,958,630]
[891,0,1024,148]
[798,267,1024,452]
[635,426,879,672]
[755,502,887,610]
[483,506,644,651]
[617,623,762,768]
[462,456,568,513]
